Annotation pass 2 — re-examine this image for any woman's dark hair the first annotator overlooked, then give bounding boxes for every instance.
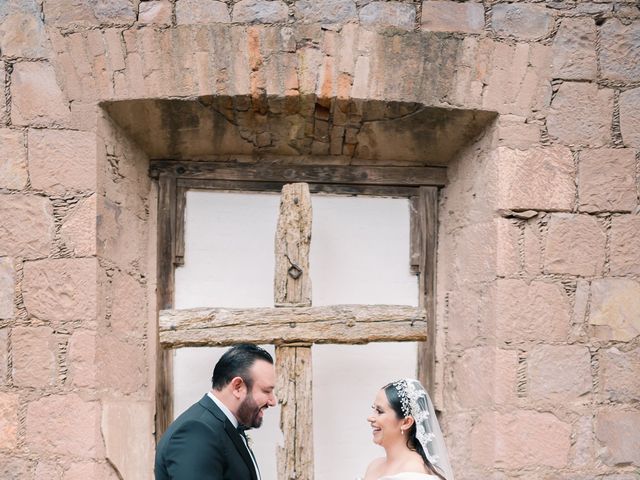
[383,383,445,480]
[212,344,273,390]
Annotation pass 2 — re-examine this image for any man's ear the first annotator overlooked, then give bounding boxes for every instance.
[229,376,246,398]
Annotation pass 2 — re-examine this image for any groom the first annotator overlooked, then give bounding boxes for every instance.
[155,344,277,480]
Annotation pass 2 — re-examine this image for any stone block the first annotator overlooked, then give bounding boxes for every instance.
[578,149,637,213]
[0,258,14,320]
[43,0,136,28]
[590,279,640,342]
[552,17,597,80]
[494,146,575,211]
[0,0,50,58]
[452,347,518,407]
[28,129,97,194]
[547,82,614,147]
[0,328,8,384]
[97,199,148,271]
[0,194,54,259]
[610,215,640,276]
[66,330,97,388]
[527,345,592,402]
[34,461,61,479]
[0,456,30,478]
[0,62,6,125]
[359,2,416,30]
[524,220,543,276]
[543,214,606,276]
[620,87,640,148]
[0,392,19,449]
[64,461,120,480]
[599,347,640,402]
[102,401,154,479]
[138,1,172,26]
[599,19,640,82]
[595,410,640,466]
[496,218,521,277]
[10,62,71,127]
[491,3,553,40]
[0,129,27,190]
[571,416,594,468]
[495,115,540,149]
[60,194,97,257]
[452,222,497,284]
[471,410,571,468]
[110,271,147,337]
[12,326,58,387]
[22,258,97,322]
[176,0,230,24]
[496,279,570,342]
[421,1,484,34]
[232,0,289,23]
[295,0,356,24]
[446,284,494,350]
[26,394,102,457]
[98,336,147,394]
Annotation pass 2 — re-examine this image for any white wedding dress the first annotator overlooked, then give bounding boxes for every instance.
[358,474,439,480]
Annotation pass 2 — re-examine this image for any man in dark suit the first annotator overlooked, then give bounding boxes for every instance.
[155,344,277,480]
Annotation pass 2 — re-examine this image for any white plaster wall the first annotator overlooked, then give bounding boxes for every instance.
[174,191,418,480]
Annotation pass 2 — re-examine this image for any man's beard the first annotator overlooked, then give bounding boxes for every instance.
[237,392,265,429]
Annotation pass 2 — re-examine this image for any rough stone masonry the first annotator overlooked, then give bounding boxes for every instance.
[0,0,639,478]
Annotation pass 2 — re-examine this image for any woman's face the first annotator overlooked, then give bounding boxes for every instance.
[367,389,404,447]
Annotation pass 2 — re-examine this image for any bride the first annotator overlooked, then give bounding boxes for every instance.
[362,379,454,480]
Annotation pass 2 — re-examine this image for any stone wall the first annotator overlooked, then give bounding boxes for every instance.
[0,0,638,479]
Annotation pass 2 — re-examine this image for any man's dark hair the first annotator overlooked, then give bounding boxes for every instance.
[211,344,273,390]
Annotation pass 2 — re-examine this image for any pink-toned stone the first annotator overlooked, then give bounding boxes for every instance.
[491,3,553,40]
[543,214,606,276]
[578,149,637,213]
[67,330,97,388]
[599,347,640,402]
[0,62,6,125]
[547,82,614,147]
[28,129,97,193]
[421,1,484,34]
[495,115,540,149]
[232,0,289,24]
[496,218,521,277]
[446,284,494,350]
[34,461,61,479]
[527,344,592,401]
[590,278,640,342]
[0,258,14,320]
[599,19,640,83]
[620,87,640,148]
[496,279,570,342]
[0,456,30,478]
[295,0,356,24]
[138,0,172,25]
[27,394,102,457]
[60,194,97,256]
[43,0,136,28]
[0,194,54,259]
[571,416,594,468]
[102,401,155,479]
[0,328,8,383]
[110,271,147,337]
[452,221,497,284]
[97,199,148,271]
[0,393,19,449]
[0,1,50,59]
[471,410,571,468]
[494,146,575,211]
[176,0,230,24]
[12,326,57,387]
[610,215,640,276]
[595,410,640,466]
[452,347,518,407]
[10,62,71,127]
[0,128,28,190]
[64,462,120,480]
[22,258,97,322]
[98,337,147,394]
[524,220,543,276]
[359,2,416,30]
[552,17,597,80]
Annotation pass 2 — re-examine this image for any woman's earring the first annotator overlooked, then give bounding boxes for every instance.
[400,428,404,435]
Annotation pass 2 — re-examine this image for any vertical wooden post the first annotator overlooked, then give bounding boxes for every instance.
[416,187,438,398]
[156,172,176,440]
[274,183,314,480]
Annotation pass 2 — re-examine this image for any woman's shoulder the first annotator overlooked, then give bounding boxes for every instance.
[379,474,439,480]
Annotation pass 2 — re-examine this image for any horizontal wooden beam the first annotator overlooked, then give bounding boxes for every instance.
[150,161,447,187]
[159,305,427,348]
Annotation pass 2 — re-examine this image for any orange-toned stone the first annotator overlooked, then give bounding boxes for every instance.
[12,326,58,388]
[471,410,571,468]
[60,194,97,257]
[22,258,97,322]
[28,129,97,194]
[0,128,28,190]
[0,392,19,449]
[26,394,102,457]
[0,194,54,259]
[10,62,71,127]
[543,214,606,276]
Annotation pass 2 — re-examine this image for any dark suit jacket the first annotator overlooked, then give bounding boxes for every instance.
[155,395,259,480]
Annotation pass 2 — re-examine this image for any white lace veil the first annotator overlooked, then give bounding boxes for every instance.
[391,379,454,480]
